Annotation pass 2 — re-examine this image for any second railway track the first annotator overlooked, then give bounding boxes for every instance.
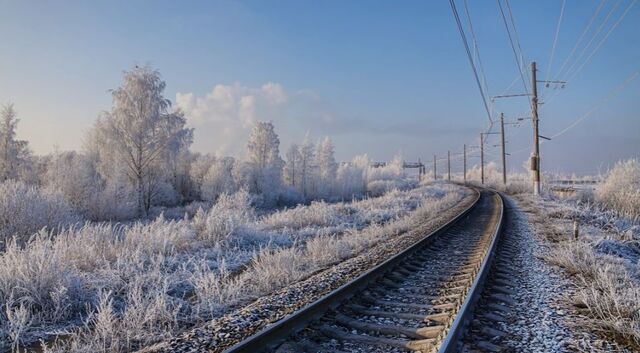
[224,188,505,353]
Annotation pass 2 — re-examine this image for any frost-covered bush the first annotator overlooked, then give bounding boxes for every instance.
[367,155,404,182]
[201,157,237,202]
[259,201,338,231]
[0,180,80,242]
[0,181,467,352]
[366,155,413,197]
[192,189,257,245]
[44,150,137,221]
[547,242,640,348]
[466,162,529,194]
[88,177,138,221]
[367,179,415,197]
[277,186,305,206]
[152,181,180,207]
[596,159,640,221]
[336,154,369,199]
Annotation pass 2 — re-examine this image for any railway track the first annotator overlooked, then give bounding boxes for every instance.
[223,189,506,353]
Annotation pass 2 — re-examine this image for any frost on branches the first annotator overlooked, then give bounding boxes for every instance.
[596,158,640,221]
[93,65,193,216]
[0,104,32,183]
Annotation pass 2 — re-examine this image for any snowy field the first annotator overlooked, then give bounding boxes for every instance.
[1,65,450,353]
[0,179,467,352]
[1,65,638,353]
[515,159,640,351]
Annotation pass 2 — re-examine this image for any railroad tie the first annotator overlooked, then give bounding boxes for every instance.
[332,312,441,339]
[317,326,436,351]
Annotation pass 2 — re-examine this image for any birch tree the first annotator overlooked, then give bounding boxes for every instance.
[283,144,301,188]
[246,121,284,204]
[299,134,317,199]
[201,156,237,201]
[316,136,337,198]
[96,65,193,215]
[0,103,31,182]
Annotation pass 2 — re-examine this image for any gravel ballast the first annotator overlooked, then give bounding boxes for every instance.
[493,196,575,352]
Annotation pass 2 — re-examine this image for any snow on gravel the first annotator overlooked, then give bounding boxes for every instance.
[498,196,574,352]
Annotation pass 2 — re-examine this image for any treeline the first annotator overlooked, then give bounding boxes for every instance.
[0,65,407,222]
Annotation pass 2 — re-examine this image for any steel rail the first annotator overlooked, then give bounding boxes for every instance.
[437,191,505,353]
[224,188,484,353]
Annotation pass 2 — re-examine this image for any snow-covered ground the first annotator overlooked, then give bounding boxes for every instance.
[515,193,640,352]
[0,181,468,353]
[488,196,574,352]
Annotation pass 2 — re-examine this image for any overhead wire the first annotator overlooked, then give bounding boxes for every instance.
[497,0,530,98]
[543,0,636,108]
[565,0,637,83]
[505,67,639,157]
[551,68,639,139]
[448,0,494,127]
[561,0,623,80]
[554,0,607,81]
[505,0,528,82]
[463,0,492,121]
[544,0,566,88]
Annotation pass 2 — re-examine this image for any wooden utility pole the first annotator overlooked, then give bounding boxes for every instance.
[480,133,484,184]
[433,155,437,181]
[447,150,451,181]
[463,144,467,183]
[500,113,507,185]
[531,62,541,195]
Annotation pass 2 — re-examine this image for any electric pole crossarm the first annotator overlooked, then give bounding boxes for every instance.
[492,93,532,99]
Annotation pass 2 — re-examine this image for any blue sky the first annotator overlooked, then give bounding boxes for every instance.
[0,0,638,174]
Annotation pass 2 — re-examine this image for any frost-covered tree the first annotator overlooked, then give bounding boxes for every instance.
[201,156,237,201]
[596,159,640,220]
[316,136,337,198]
[0,104,32,182]
[336,154,369,199]
[189,153,217,199]
[246,121,284,204]
[92,66,193,215]
[299,134,317,199]
[283,144,301,188]
[44,149,99,216]
[0,180,79,241]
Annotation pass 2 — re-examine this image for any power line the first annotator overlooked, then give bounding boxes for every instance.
[505,0,527,79]
[449,0,494,125]
[543,0,636,108]
[463,0,492,120]
[496,74,522,98]
[545,0,566,85]
[497,0,531,103]
[551,68,640,139]
[565,0,637,83]
[554,0,607,80]
[561,0,623,81]
[506,67,639,156]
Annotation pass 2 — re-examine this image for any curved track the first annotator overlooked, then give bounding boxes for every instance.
[224,189,506,353]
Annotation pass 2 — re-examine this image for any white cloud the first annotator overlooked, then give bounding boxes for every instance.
[176,83,285,156]
[176,82,334,157]
[176,82,472,159]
